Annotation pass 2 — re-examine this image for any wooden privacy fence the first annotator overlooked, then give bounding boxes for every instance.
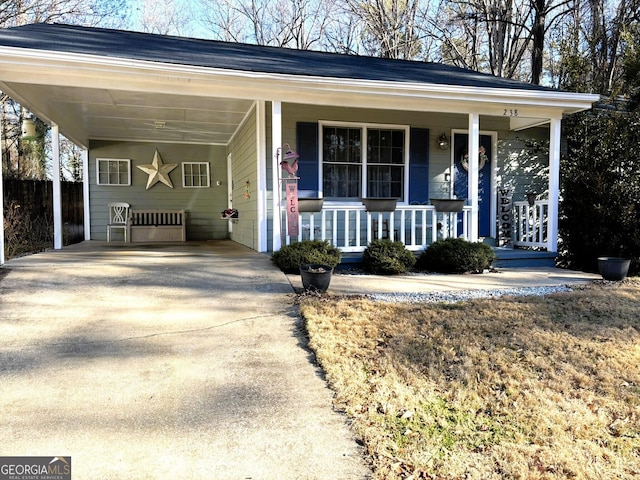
[2,179,84,245]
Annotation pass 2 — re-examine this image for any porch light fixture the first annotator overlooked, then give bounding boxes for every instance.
[21,116,37,141]
[438,132,449,150]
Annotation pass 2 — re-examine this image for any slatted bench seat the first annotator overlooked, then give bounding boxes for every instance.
[129,209,186,242]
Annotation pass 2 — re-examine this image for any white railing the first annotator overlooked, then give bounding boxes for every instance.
[513,201,548,248]
[284,204,472,253]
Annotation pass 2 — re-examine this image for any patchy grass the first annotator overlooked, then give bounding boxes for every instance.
[300,279,640,479]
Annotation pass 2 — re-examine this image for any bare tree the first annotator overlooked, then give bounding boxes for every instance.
[135,0,189,36]
[199,0,335,49]
[343,0,422,59]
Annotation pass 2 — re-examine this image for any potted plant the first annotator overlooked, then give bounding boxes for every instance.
[299,264,334,291]
[271,240,341,292]
[597,256,631,281]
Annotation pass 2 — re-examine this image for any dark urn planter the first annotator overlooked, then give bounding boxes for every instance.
[597,257,631,281]
[300,264,333,292]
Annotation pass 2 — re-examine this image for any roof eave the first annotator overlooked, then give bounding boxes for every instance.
[0,46,599,118]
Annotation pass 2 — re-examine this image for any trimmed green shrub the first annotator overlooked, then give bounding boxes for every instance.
[362,240,416,275]
[271,240,342,274]
[416,238,496,273]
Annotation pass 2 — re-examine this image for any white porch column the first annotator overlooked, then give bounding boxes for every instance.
[468,113,480,241]
[271,101,283,251]
[82,148,90,240]
[547,117,562,252]
[52,123,62,250]
[256,100,267,252]
[0,112,5,266]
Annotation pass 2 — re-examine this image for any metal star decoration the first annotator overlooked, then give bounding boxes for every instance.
[137,150,178,189]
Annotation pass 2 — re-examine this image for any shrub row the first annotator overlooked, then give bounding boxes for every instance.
[271,238,495,274]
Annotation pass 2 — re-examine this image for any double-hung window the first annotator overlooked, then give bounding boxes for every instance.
[321,123,407,201]
[96,158,131,186]
[182,162,210,188]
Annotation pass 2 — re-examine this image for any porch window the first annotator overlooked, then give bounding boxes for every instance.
[321,123,406,201]
[97,158,130,186]
[182,162,210,188]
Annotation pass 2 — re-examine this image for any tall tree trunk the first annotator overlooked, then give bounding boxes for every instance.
[531,0,546,84]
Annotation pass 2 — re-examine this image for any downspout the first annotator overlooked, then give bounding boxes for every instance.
[468,114,480,241]
[547,117,561,253]
[271,101,282,252]
[82,148,90,240]
[52,123,62,250]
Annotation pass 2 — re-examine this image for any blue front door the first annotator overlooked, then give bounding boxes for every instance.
[453,133,492,237]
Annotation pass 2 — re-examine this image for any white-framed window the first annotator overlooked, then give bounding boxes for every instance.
[320,122,408,201]
[182,162,210,188]
[96,158,131,186]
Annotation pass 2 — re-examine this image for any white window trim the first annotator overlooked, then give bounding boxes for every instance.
[318,120,410,205]
[96,158,131,186]
[182,162,211,188]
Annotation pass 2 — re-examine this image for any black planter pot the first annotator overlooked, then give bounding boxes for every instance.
[300,264,333,292]
[597,257,631,281]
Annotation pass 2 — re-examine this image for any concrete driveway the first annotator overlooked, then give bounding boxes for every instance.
[0,241,370,480]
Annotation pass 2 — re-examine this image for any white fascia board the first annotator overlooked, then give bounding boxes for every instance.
[0,46,600,116]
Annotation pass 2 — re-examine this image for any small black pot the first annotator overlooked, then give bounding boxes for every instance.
[300,264,333,292]
[597,257,631,281]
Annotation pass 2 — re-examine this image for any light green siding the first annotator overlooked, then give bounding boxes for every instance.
[89,141,229,241]
[227,106,259,250]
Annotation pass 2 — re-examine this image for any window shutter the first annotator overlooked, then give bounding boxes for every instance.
[409,128,430,204]
[296,122,319,192]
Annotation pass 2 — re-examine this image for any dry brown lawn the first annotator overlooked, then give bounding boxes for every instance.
[300,278,640,480]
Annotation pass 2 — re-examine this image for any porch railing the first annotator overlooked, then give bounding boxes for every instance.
[512,200,549,248]
[284,204,472,253]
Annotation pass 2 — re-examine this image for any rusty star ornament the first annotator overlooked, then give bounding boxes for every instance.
[137,150,178,189]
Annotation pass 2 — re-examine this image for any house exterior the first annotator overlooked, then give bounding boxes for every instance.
[0,23,599,266]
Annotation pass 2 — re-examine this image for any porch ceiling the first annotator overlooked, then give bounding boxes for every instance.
[1,80,255,148]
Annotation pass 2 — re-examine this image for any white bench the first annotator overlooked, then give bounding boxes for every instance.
[129,209,186,242]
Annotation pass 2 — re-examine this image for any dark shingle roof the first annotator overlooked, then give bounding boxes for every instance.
[0,23,554,92]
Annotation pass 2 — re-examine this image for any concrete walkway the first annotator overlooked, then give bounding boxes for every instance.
[0,241,370,480]
[288,265,602,295]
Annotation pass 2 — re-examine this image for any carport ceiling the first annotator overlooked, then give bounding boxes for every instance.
[2,81,255,147]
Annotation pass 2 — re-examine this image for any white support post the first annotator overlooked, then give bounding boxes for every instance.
[271,101,283,252]
[547,117,561,253]
[52,124,62,250]
[0,112,5,266]
[468,113,480,241]
[256,101,268,252]
[82,148,90,241]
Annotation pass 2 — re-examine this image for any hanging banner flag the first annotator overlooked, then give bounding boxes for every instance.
[285,181,299,237]
[498,187,513,247]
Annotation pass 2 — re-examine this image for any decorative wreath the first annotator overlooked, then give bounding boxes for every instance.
[460,146,488,171]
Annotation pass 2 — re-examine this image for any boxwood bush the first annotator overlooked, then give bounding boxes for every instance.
[271,240,342,274]
[362,240,416,275]
[416,238,496,273]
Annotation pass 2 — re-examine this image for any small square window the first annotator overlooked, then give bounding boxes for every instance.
[182,162,210,188]
[96,158,131,186]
